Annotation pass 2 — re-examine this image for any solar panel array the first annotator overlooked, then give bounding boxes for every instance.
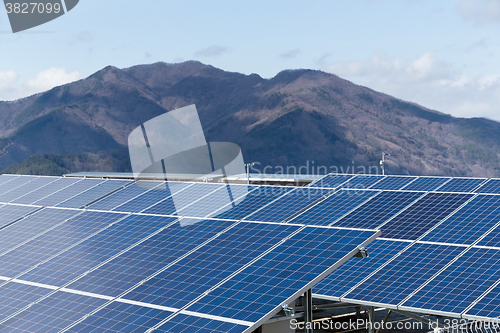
[0,174,379,333]
[2,172,500,328]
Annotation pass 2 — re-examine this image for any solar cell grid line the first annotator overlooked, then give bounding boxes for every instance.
[378,192,474,240]
[56,179,132,209]
[88,180,166,211]
[475,220,500,248]
[342,243,465,306]
[0,204,42,230]
[289,189,380,226]
[182,226,380,328]
[422,195,500,245]
[179,184,260,219]
[0,174,20,186]
[399,247,500,316]
[154,313,249,333]
[0,175,41,199]
[0,211,128,283]
[123,222,301,309]
[435,177,488,193]
[333,191,426,230]
[313,239,411,299]
[10,177,82,205]
[243,187,333,223]
[400,176,452,191]
[462,280,500,320]
[17,215,178,287]
[111,181,193,213]
[32,178,106,207]
[64,301,174,333]
[142,183,225,216]
[65,218,239,298]
[0,208,84,257]
[340,175,386,190]
[368,175,418,191]
[0,176,58,203]
[212,186,295,221]
[307,173,354,189]
[0,290,108,332]
[0,281,55,322]
[475,179,500,194]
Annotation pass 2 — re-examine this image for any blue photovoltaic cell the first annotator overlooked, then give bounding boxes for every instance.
[67,218,235,297]
[334,191,424,230]
[290,189,379,226]
[344,243,464,305]
[187,227,378,323]
[88,181,163,211]
[125,222,300,309]
[0,282,53,322]
[66,301,173,333]
[56,180,131,209]
[369,176,418,190]
[179,185,259,218]
[113,182,193,213]
[0,174,19,186]
[0,205,40,229]
[0,177,57,203]
[0,291,107,333]
[142,184,224,216]
[314,239,409,298]
[401,177,451,191]
[32,178,105,207]
[465,283,500,319]
[245,187,331,223]
[402,247,500,314]
[308,174,354,189]
[0,176,40,198]
[380,192,473,240]
[422,195,500,245]
[11,177,81,205]
[437,178,487,193]
[156,313,248,333]
[0,211,126,278]
[19,215,177,286]
[341,175,385,190]
[213,186,294,221]
[0,208,81,253]
[475,179,500,194]
[476,223,500,248]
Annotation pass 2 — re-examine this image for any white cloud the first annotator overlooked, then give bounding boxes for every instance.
[322,52,500,122]
[0,67,81,101]
[193,45,228,58]
[457,0,500,25]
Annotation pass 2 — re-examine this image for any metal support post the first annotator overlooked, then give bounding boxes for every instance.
[368,306,375,333]
[375,310,391,333]
[304,289,313,333]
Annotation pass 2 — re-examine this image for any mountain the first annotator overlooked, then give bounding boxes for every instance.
[1,61,500,177]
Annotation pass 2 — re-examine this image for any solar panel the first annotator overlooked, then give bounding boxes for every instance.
[0,281,52,322]
[401,247,500,315]
[186,227,379,325]
[10,177,81,205]
[422,195,500,245]
[56,180,132,209]
[476,223,500,248]
[0,205,41,230]
[333,191,424,230]
[313,239,409,299]
[368,176,418,190]
[213,186,294,221]
[380,192,473,240]
[436,178,487,193]
[0,211,127,279]
[308,174,353,189]
[343,243,465,305]
[244,187,331,223]
[155,313,248,333]
[32,179,106,207]
[66,218,237,297]
[475,179,500,194]
[464,282,500,319]
[401,176,451,191]
[290,189,379,226]
[0,176,40,198]
[18,215,178,287]
[88,181,163,211]
[0,174,19,186]
[341,175,385,189]
[0,177,58,203]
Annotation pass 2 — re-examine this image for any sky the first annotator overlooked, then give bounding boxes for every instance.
[0,0,499,121]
